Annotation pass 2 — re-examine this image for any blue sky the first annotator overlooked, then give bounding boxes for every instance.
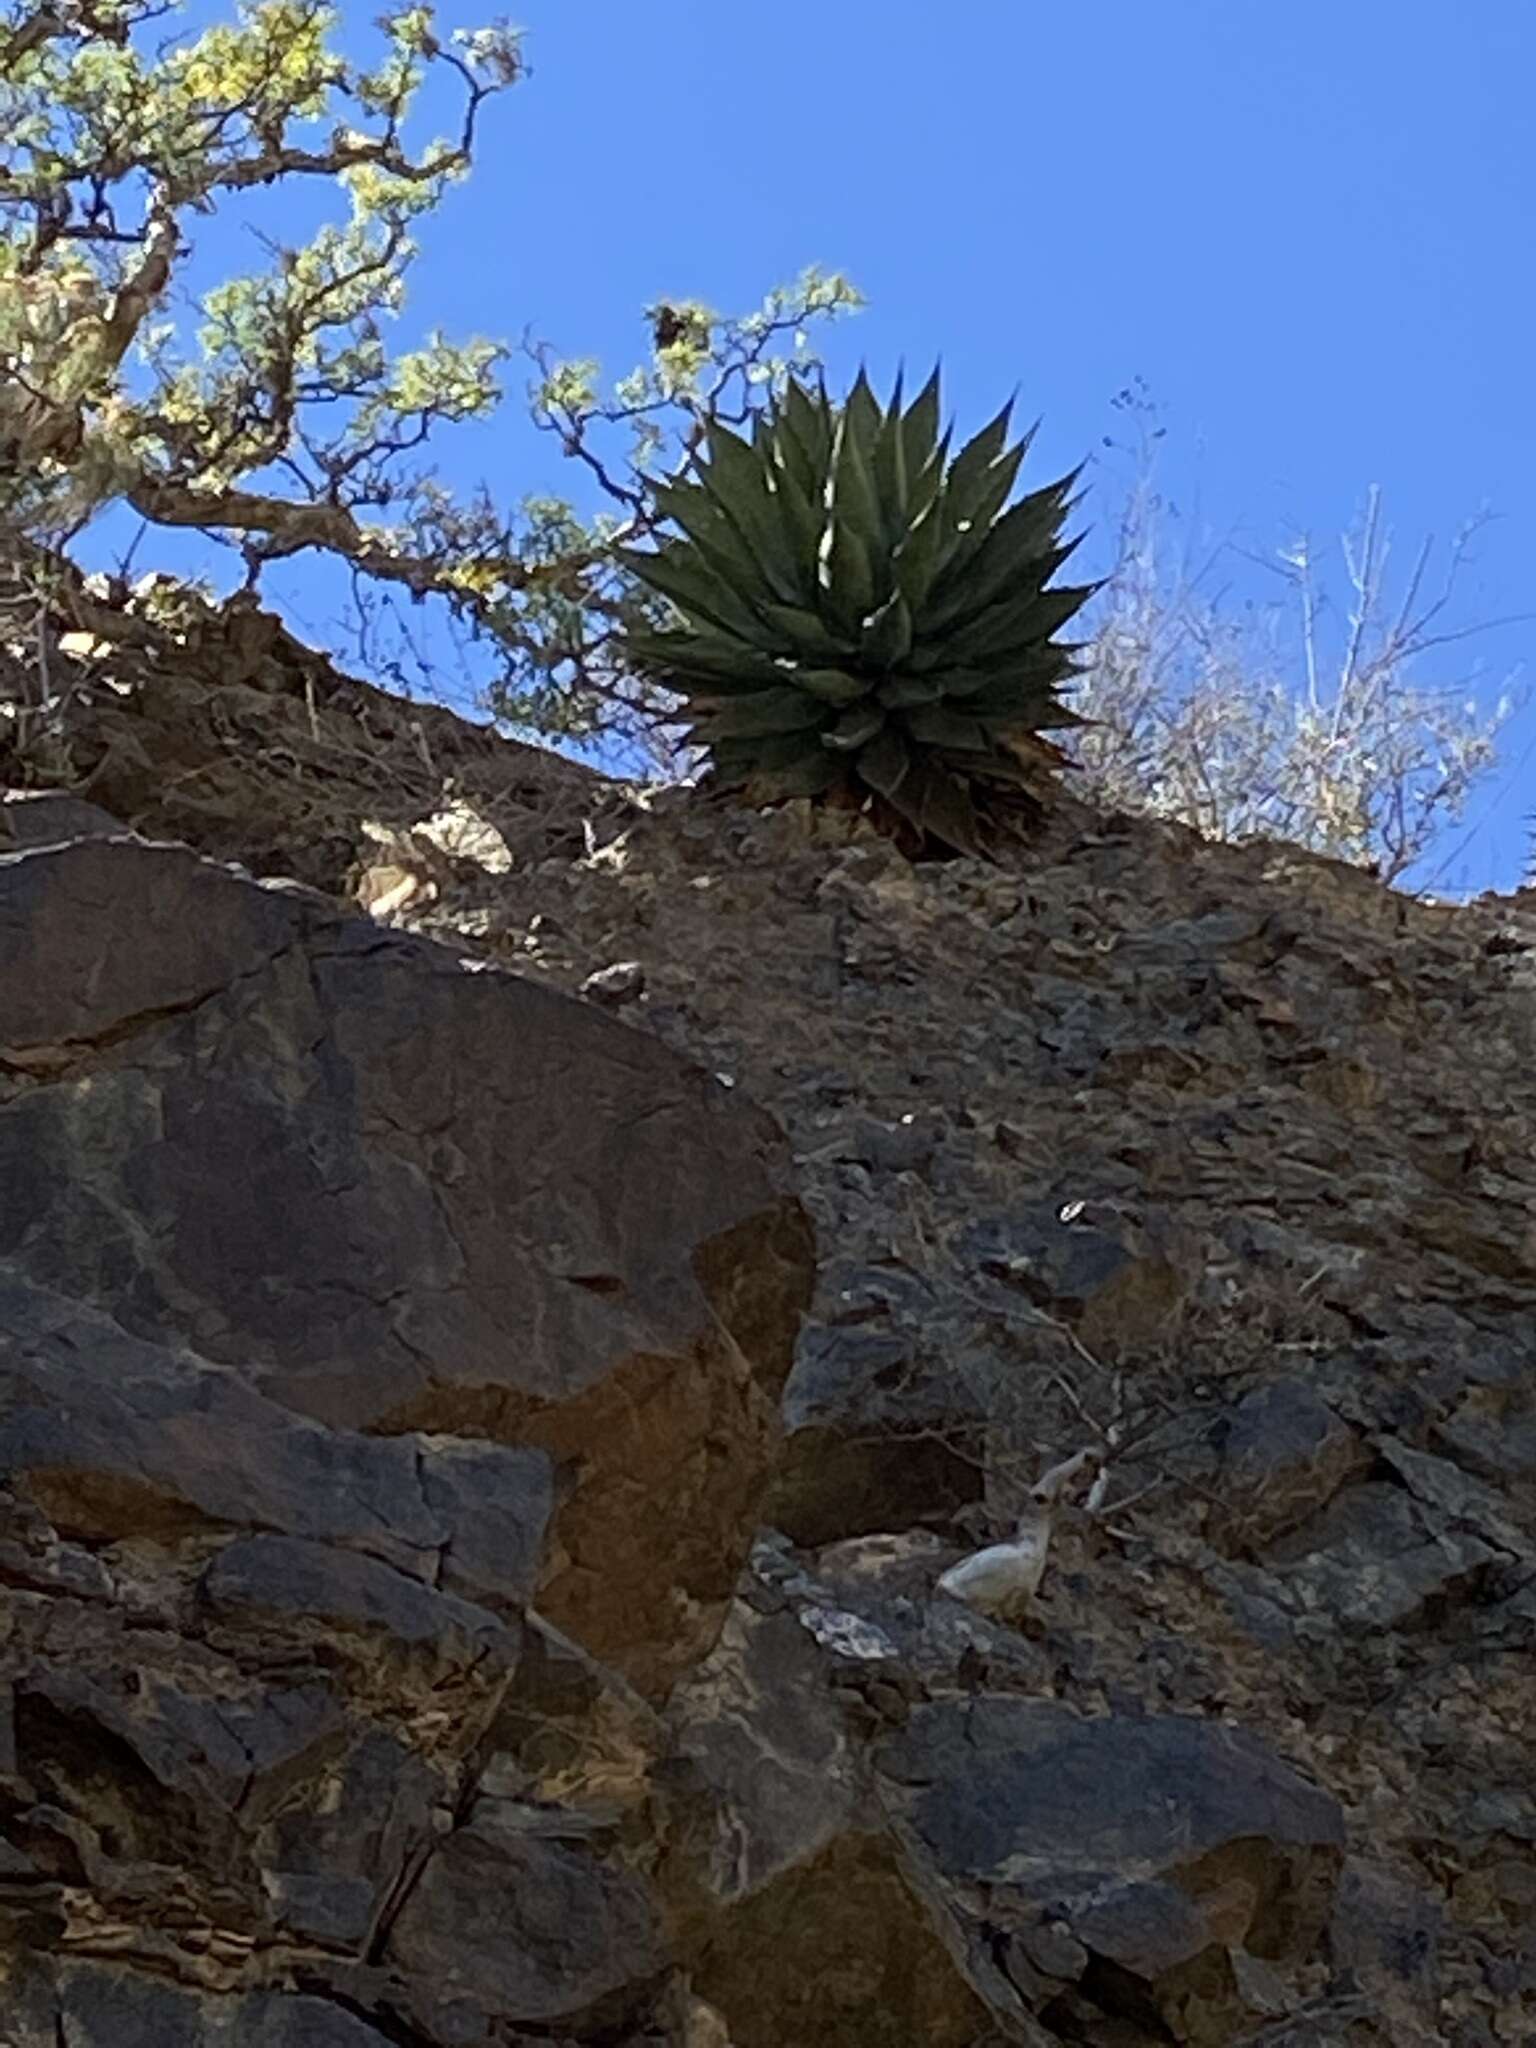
[109,1,1536,892]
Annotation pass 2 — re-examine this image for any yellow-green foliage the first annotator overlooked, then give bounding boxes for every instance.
[0,0,861,749]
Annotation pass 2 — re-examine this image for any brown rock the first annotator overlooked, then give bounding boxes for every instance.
[0,836,814,1698]
[0,820,812,2044]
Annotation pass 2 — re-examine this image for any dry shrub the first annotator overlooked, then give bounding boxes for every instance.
[1067,388,1520,886]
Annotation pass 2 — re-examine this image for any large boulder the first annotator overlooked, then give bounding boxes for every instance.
[0,829,814,2039]
[877,1696,1346,2044]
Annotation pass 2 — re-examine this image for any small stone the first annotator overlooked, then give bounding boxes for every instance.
[1229,1947,1291,2017]
[1,790,124,847]
[1018,1918,1089,1981]
[843,1113,942,1175]
[580,959,646,1006]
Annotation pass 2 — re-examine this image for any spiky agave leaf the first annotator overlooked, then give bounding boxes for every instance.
[617,365,1096,857]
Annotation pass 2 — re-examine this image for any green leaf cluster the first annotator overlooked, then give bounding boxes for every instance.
[617,367,1096,854]
[0,0,521,541]
[0,0,864,769]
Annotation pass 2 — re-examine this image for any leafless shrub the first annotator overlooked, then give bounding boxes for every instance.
[1067,387,1523,885]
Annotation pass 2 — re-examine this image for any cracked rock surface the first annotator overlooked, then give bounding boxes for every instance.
[388,766,1536,2046]
[0,817,811,2044]
[3,632,1536,2045]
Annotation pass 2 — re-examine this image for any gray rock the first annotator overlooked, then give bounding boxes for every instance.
[1264,1481,1500,1631]
[1376,1434,1526,1551]
[16,1666,348,1831]
[1329,1856,1442,2013]
[580,958,646,1005]
[771,1320,988,1544]
[0,1277,459,1574]
[953,1203,1186,1351]
[200,1533,521,1666]
[0,834,300,1055]
[5,1961,396,2045]
[1210,1378,1367,1552]
[878,1697,1344,2038]
[1434,1405,1536,1484]
[839,1112,945,1175]
[258,1727,441,1947]
[668,1601,856,1905]
[880,1696,1342,1883]
[415,1435,555,1607]
[386,1806,664,2028]
[0,789,125,848]
[660,1582,1003,2048]
[1015,1915,1089,1981]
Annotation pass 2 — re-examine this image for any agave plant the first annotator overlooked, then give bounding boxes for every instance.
[617,366,1096,856]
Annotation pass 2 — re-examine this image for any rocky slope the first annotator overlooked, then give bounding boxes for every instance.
[1,612,1534,2045]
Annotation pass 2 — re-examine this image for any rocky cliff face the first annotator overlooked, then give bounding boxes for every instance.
[1,629,1533,2046]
